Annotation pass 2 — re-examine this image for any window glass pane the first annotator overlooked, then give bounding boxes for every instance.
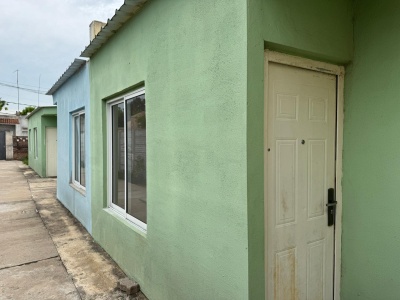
[28,130,31,152]
[111,103,125,210]
[80,114,86,187]
[34,128,38,158]
[74,116,80,182]
[126,94,146,223]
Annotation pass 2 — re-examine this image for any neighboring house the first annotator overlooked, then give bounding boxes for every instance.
[0,113,28,160]
[16,114,28,136]
[46,58,92,233]
[48,0,400,299]
[0,115,19,160]
[0,114,19,136]
[27,106,57,177]
[0,113,28,136]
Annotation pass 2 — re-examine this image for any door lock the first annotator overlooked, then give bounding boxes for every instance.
[326,188,337,226]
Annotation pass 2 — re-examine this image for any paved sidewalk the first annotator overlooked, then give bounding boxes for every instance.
[0,161,146,300]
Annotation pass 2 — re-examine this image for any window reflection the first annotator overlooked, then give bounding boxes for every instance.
[126,95,146,223]
[80,115,85,187]
[111,103,125,210]
[74,116,79,181]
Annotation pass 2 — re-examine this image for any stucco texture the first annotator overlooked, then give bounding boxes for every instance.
[341,1,400,299]
[90,1,248,299]
[53,63,91,233]
[261,0,353,63]
[27,107,57,178]
[87,0,358,298]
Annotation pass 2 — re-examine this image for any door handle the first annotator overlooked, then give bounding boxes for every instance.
[326,188,337,226]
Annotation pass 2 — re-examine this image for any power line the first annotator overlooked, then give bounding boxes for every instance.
[0,111,20,115]
[0,78,50,89]
[38,74,41,106]
[0,93,40,104]
[0,81,47,94]
[5,101,36,107]
[0,92,49,103]
[14,70,19,112]
[0,92,23,99]
[0,98,36,108]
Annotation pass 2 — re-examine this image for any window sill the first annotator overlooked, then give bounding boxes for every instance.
[104,207,147,238]
[70,183,86,196]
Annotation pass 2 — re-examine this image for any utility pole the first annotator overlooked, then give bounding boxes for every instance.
[14,70,19,113]
[38,74,41,107]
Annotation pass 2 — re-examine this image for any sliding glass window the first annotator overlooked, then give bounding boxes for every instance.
[72,111,86,188]
[108,88,146,229]
[34,128,38,159]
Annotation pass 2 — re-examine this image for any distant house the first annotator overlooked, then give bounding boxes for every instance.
[0,114,18,160]
[16,114,28,137]
[0,115,19,133]
[27,106,57,177]
[0,113,27,136]
[0,113,28,160]
[46,58,92,233]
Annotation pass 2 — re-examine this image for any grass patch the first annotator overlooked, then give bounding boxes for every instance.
[22,157,28,165]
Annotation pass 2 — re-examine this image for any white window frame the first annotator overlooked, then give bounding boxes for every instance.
[107,87,147,231]
[28,129,31,152]
[33,128,38,159]
[72,110,86,190]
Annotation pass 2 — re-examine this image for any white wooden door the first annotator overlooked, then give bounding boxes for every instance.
[266,62,336,300]
[46,127,57,177]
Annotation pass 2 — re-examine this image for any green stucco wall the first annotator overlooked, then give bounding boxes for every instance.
[90,1,248,299]
[88,0,356,299]
[27,107,57,177]
[341,1,400,299]
[261,0,353,63]
[246,0,353,298]
[88,0,356,298]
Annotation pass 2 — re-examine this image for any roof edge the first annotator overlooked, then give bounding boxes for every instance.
[26,106,57,119]
[46,58,88,95]
[80,0,148,58]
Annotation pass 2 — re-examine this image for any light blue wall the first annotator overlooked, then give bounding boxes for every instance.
[53,63,91,233]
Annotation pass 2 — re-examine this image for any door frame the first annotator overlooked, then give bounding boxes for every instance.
[0,131,5,160]
[45,127,57,177]
[264,50,345,299]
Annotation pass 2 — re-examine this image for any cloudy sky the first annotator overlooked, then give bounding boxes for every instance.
[0,0,124,113]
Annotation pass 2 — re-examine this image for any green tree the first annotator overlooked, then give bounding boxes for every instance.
[20,106,35,115]
[0,100,8,111]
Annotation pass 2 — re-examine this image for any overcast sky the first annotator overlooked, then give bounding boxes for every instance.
[0,0,124,113]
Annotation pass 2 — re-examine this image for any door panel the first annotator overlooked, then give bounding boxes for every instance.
[46,127,57,177]
[266,62,336,300]
[0,131,5,160]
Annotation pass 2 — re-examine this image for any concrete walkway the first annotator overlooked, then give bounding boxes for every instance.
[0,161,146,300]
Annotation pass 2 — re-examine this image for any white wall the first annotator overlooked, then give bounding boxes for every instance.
[5,131,13,160]
[16,115,28,136]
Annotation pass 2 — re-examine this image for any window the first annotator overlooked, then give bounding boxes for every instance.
[33,128,38,159]
[28,129,31,152]
[108,88,146,229]
[72,111,86,188]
